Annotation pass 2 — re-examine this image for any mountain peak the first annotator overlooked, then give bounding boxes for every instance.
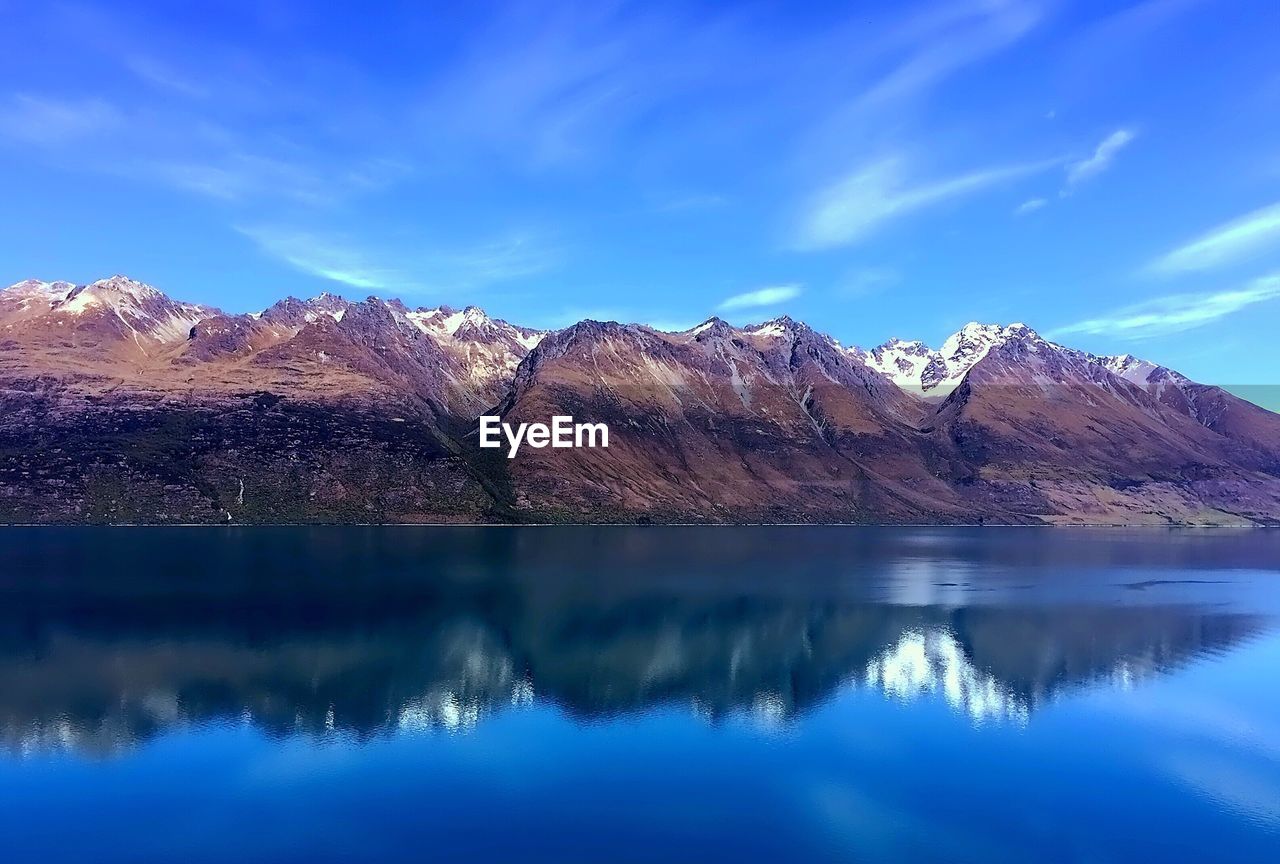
[747,315,808,338]
[952,321,1037,340]
[939,321,1043,364]
[88,275,161,298]
[4,278,76,299]
[687,316,731,337]
[877,337,929,354]
[404,305,492,338]
[854,322,1051,395]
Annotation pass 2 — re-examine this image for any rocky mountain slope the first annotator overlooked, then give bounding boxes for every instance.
[2,275,1277,524]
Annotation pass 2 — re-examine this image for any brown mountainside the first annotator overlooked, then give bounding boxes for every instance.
[2,275,1278,525]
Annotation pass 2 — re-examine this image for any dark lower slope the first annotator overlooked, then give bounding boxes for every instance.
[0,383,501,524]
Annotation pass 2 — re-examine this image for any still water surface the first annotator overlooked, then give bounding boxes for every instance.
[1,527,1279,863]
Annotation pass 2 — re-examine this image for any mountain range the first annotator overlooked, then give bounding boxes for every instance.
[2,275,1278,524]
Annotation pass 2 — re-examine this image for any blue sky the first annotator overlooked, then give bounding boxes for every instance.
[2,0,1279,386]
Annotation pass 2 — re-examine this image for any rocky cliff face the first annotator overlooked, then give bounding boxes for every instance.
[2,276,1278,524]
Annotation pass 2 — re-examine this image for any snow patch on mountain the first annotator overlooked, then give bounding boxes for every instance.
[9,275,214,349]
[404,304,547,390]
[852,338,935,388]
[409,306,495,338]
[746,320,790,338]
[302,293,348,323]
[4,279,77,302]
[1102,353,1186,387]
[851,322,1017,395]
[850,321,1154,398]
[406,305,544,348]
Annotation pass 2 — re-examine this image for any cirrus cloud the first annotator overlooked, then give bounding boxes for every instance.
[795,156,1059,249]
[717,284,803,310]
[1049,274,1280,340]
[1148,201,1280,275]
[1063,128,1136,191]
[236,225,557,295]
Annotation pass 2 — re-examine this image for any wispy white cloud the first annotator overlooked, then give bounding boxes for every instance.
[796,156,1058,249]
[1063,128,1136,191]
[796,1,1044,173]
[1015,197,1047,215]
[1010,128,1134,214]
[0,88,405,208]
[0,94,122,146]
[1148,201,1280,275]
[717,284,803,311]
[236,225,558,294]
[416,3,731,169]
[236,226,415,292]
[1050,274,1280,339]
[851,1,1042,113]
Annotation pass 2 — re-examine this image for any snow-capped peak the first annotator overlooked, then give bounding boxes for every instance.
[406,306,466,337]
[1102,353,1187,387]
[746,316,804,338]
[9,274,214,349]
[256,293,350,326]
[683,317,738,339]
[405,305,486,337]
[855,322,1050,396]
[404,304,544,349]
[56,276,168,315]
[5,278,75,297]
[2,280,78,311]
[89,274,162,299]
[457,305,493,330]
[851,320,1197,401]
[938,322,1006,363]
[303,293,349,322]
[1104,353,1157,383]
[852,337,937,388]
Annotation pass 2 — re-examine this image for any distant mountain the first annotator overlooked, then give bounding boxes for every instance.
[2,275,1278,524]
[1,276,212,365]
[852,322,1018,395]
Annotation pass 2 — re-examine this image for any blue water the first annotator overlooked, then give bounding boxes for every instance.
[1,527,1278,862]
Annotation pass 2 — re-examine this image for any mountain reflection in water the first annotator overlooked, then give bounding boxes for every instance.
[1,526,1274,757]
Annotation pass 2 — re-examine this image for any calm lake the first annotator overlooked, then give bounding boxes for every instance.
[1,527,1279,863]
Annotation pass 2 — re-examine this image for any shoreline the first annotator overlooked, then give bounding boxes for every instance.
[0,521,1273,529]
